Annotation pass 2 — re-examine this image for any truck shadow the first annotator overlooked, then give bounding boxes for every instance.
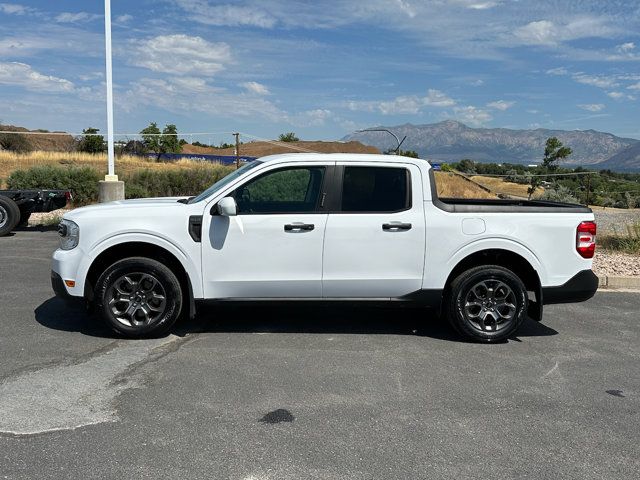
[35,298,558,342]
[179,304,558,342]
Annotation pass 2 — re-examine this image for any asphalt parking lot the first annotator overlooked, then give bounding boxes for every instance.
[0,230,639,479]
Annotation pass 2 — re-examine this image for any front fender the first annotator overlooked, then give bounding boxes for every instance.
[74,232,203,298]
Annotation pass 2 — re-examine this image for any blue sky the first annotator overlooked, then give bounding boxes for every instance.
[1,0,639,144]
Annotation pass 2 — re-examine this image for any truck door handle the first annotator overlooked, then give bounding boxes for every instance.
[382,222,412,231]
[284,223,315,232]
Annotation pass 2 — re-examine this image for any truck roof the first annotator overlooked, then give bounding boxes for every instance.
[256,152,432,167]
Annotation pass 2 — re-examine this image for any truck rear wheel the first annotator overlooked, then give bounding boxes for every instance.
[0,196,20,236]
[447,265,527,342]
[95,257,183,338]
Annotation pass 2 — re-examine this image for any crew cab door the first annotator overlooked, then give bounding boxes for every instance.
[322,162,426,298]
[201,162,331,298]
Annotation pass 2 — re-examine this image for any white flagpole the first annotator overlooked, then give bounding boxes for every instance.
[104,0,115,180]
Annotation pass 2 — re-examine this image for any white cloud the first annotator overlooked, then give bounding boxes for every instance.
[132,35,231,76]
[0,62,75,92]
[55,12,99,23]
[486,100,514,110]
[449,0,500,9]
[546,67,568,76]
[0,3,34,15]
[606,91,636,100]
[514,17,616,46]
[240,81,270,95]
[116,14,133,23]
[469,79,484,86]
[617,42,635,52]
[577,103,605,112]
[452,106,492,126]
[628,82,640,91]
[395,0,416,18]
[424,89,456,107]
[571,73,619,89]
[347,89,455,115]
[121,77,287,122]
[174,1,276,28]
[378,95,423,114]
[296,109,333,126]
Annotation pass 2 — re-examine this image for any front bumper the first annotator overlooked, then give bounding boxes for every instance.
[542,269,599,305]
[51,271,72,299]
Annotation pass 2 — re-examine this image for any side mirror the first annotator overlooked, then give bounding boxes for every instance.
[216,197,237,216]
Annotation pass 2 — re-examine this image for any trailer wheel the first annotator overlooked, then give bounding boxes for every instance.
[0,196,20,236]
[17,211,31,227]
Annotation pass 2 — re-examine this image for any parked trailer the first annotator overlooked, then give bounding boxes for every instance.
[0,189,71,236]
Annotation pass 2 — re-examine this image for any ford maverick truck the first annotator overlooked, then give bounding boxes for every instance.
[52,153,598,341]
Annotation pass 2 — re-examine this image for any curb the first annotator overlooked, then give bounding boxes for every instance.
[597,275,640,290]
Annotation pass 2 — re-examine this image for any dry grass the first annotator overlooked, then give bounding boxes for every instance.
[469,175,544,199]
[0,151,226,186]
[434,172,496,199]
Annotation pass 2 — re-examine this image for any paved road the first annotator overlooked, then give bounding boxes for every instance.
[0,230,638,479]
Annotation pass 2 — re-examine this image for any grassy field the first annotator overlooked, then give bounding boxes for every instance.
[0,151,229,186]
[434,172,496,199]
[469,175,544,199]
[1,151,498,199]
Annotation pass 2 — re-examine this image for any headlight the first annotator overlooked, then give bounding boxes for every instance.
[58,219,79,250]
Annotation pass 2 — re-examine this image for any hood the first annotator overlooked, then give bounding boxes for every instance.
[64,197,189,220]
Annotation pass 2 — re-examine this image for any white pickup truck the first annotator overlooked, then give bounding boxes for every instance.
[52,153,598,342]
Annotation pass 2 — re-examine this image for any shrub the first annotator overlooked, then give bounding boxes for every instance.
[0,132,33,153]
[278,132,299,142]
[7,165,101,205]
[539,185,579,204]
[123,164,234,198]
[598,223,640,253]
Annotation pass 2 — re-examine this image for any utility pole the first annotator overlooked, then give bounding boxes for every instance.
[233,132,240,169]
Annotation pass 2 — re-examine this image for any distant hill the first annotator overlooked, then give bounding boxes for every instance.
[0,124,75,151]
[597,143,640,172]
[342,121,640,170]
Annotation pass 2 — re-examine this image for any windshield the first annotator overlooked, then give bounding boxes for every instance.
[188,161,262,204]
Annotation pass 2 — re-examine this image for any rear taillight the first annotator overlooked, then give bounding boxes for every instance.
[576,221,596,258]
[65,191,73,201]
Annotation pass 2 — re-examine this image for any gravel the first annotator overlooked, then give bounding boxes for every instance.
[27,208,70,226]
[592,207,640,234]
[592,250,640,277]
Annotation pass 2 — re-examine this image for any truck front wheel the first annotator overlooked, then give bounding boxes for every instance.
[95,257,183,338]
[447,265,528,342]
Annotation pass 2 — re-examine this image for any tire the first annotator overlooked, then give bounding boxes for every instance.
[0,196,20,236]
[95,257,183,338]
[446,265,528,342]
[17,211,31,227]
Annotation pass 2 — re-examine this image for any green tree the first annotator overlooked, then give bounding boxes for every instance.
[399,149,419,158]
[457,159,476,174]
[78,127,105,153]
[140,122,161,157]
[527,176,541,200]
[278,132,299,142]
[542,137,572,171]
[160,124,181,155]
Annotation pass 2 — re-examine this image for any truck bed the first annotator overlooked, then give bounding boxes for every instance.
[435,197,592,213]
[428,173,591,213]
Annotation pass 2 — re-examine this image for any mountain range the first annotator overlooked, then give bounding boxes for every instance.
[342,121,640,171]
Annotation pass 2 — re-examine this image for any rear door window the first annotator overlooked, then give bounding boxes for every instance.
[340,166,410,212]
